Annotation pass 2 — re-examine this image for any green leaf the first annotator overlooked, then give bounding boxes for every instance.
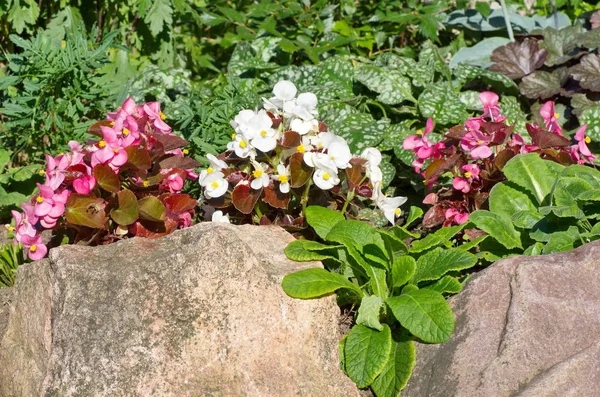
[409,225,464,253]
[344,324,392,388]
[332,113,389,154]
[411,247,477,284]
[489,182,537,220]
[502,154,563,204]
[354,65,414,105]
[449,37,510,69]
[378,230,409,260]
[386,289,454,343]
[577,189,600,201]
[356,295,384,331]
[469,211,523,249]
[327,220,388,261]
[93,164,121,193]
[65,194,106,229]
[370,335,416,397]
[418,82,467,125]
[109,189,138,226]
[511,210,544,229]
[405,206,424,228]
[144,0,173,36]
[284,240,341,262]
[539,25,585,67]
[542,228,580,254]
[423,276,463,294]
[305,206,344,240]
[391,256,416,288]
[282,268,362,299]
[553,177,593,208]
[137,196,166,222]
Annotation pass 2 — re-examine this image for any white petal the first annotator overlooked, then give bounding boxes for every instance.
[277,164,287,175]
[273,80,297,101]
[290,118,312,135]
[252,137,277,153]
[212,210,230,223]
[280,182,290,193]
[251,178,263,190]
[297,92,318,110]
[362,148,382,166]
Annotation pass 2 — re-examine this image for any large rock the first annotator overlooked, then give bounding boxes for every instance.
[404,240,600,397]
[0,223,358,397]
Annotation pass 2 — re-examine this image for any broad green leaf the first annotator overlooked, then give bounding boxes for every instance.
[327,220,388,261]
[489,182,537,220]
[469,210,522,249]
[411,247,477,284]
[569,54,600,92]
[542,229,580,254]
[370,335,415,397]
[137,196,166,222]
[579,107,600,140]
[282,268,362,299]
[538,205,584,219]
[502,154,563,204]
[511,210,544,229]
[418,82,467,125]
[344,324,392,388]
[356,295,384,331]
[561,164,600,188]
[450,37,510,69]
[109,189,138,226]
[284,240,341,262]
[378,230,409,261]
[386,289,454,343]
[553,177,592,208]
[354,65,414,105]
[305,206,344,240]
[578,189,600,201]
[405,206,424,228]
[332,113,389,154]
[344,244,389,300]
[455,235,488,251]
[409,225,464,253]
[65,194,106,229]
[401,284,419,294]
[388,225,420,240]
[339,335,348,373]
[391,256,416,288]
[539,25,584,66]
[523,242,544,256]
[423,276,463,294]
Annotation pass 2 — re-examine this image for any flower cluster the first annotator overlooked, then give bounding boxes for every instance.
[6,98,198,261]
[198,80,407,225]
[404,92,596,228]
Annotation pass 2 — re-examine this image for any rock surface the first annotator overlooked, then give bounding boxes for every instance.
[403,240,600,397]
[0,223,358,397]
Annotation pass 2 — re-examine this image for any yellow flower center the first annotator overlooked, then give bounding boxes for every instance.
[38,170,46,176]
[476,140,483,145]
[231,133,237,140]
[297,144,306,153]
[7,226,15,233]
[113,148,119,153]
[278,175,289,184]
[36,196,44,203]
[210,181,219,189]
[394,208,401,216]
[260,130,268,137]
[30,245,37,252]
[464,171,472,178]
[239,141,247,149]
[318,143,324,149]
[207,167,214,174]
[423,179,428,185]
[416,130,423,136]
[322,173,330,181]
[159,111,166,120]
[253,170,263,178]
[98,140,107,148]
[585,136,591,144]
[110,121,115,126]
[142,181,149,187]
[554,112,560,119]
[330,155,336,160]
[183,149,189,155]
[122,128,130,136]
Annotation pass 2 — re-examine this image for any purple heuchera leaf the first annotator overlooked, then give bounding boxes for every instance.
[489,39,548,79]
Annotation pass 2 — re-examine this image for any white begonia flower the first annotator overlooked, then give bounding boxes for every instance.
[311,155,340,190]
[229,135,254,158]
[362,147,383,184]
[250,112,278,153]
[295,135,314,155]
[372,182,407,225]
[198,154,228,186]
[211,210,230,223]
[230,109,256,136]
[327,139,352,169]
[204,172,228,198]
[250,161,270,190]
[263,80,297,112]
[290,118,319,135]
[291,92,318,120]
[272,164,291,193]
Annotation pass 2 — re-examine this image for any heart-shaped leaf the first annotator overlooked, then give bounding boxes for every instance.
[138,196,166,222]
[570,53,600,92]
[158,155,201,169]
[262,183,290,209]
[231,182,261,214]
[489,39,547,79]
[87,120,112,137]
[124,146,151,170]
[152,132,189,151]
[65,194,106,229]
[110,189,139,226]
[519,67,568,99]
[280,130,301,148]
[93,164,120,193]
[163,194,197,214]
[289,152,313,188]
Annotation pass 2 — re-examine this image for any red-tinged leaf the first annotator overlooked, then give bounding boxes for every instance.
[110,189,139,226]
[259,216,272,225]
[262,183,290,209]
[445,125,468,139]
[226,171,248,185]
[345,162,364,188]
[231,183,261,214]
[569,53,600,92]
[163,194,197,214]
[489,38,548,79]
[494,149,516,169]
[64,164,88,181]
[65,194,106,229]
[318,121,328,132]
[158,155,201,170]
[125,146,151,170]
[424,154,460,181]
[280,131,302,148]
[422,204,445,228]
[132,218,177,238]
[474,191,490,210]
[357,184,373,198]
[87,120,113,137]
[152,132,189,151]
[93,164,120,193]
[526,124,570,148]
[138,196,166,221]
[480,122,512,145]
[206,196,231,209]
[289,152,313,188]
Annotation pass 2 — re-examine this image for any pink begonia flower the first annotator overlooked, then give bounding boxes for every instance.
[460,130,493,159]
[571,124,596,164]
[403,118,435,159]
[11,205,38,245]
[508,134,538,154]
[20,233,47,261]
[107,97,138,121]
[33,184,70,229]
[540,101,562,135]
[166,173,184,192]
[452,164,480,193]
[72,175,97,195]
[479,92,502,121]
[445,208,469,225]
[141,102,172,133]
[91,129,128,170]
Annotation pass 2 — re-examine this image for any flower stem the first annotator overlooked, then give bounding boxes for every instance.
[341,189,355,215]
[300,178,313,216]
[499,0,515,42]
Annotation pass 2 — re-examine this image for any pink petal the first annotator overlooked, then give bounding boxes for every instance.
[452,177,469,193]
[445,208,458,220]
[34,200,53,217]
[540,101,554,121]
[416,145,433,159]
[40,217,58,229]
[48,203,65,218]
[73,178,89,194]
[479,91,499,107]
[122,97,137,114]
[154,118,172,132]
[11,210,22,226]
[403,135,423,150]
[28,244,48,260]
[425,118,434,135]
[38,183,55,198]
[579,141,593,157]
[455,212,469,224]
[110,149,128,167]
[470,145,493,159]
[94,147,114,164]
[68,141,83,152]
[575,124,587,142]
[101,126,118,143]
